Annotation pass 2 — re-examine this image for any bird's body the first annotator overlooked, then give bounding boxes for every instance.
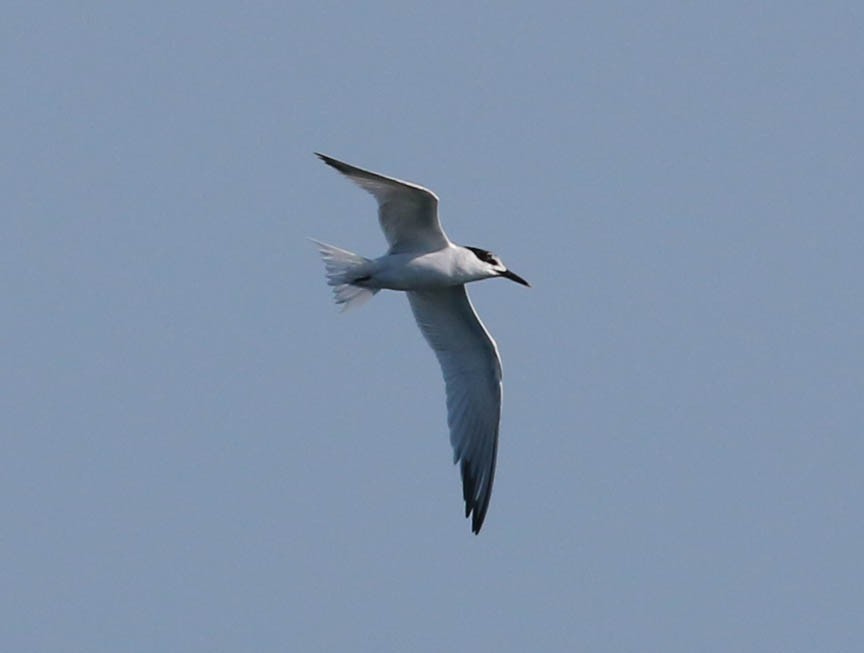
[348,247,500,291]
[312,153,528,534]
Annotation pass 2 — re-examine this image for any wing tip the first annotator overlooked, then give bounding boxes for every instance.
[315,152,348,172]
[461,458,493,535]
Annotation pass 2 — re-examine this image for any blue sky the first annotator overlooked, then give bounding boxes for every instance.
[3,2,863,651]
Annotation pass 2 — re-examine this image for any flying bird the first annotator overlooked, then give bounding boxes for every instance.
[312,153,529,534]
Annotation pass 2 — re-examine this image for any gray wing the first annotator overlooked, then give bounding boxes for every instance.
[316,153,451,253]
[407,286,503,534]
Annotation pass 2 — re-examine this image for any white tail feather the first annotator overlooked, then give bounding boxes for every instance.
[310,239,379,310]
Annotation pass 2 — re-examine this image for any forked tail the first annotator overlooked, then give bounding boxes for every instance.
[310,239,379,310]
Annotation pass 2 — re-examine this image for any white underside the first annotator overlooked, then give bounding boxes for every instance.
[366,246,494,291]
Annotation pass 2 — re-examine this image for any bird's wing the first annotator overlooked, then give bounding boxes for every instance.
[316,153,451,253]
[407,286,503,534]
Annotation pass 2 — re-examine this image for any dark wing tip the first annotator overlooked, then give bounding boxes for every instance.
[315,152,351,174]
[461,459,494,535]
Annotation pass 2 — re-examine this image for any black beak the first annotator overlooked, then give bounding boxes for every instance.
[500,269,531,287]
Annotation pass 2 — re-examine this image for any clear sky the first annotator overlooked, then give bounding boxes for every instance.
[3,2,863,651]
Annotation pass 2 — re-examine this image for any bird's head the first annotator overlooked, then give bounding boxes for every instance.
[465,247,530,287]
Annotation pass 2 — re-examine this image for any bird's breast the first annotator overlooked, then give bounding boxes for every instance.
[369,251,466,290]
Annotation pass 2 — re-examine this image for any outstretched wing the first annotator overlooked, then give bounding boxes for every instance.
[407,286,503,534]
[316,153,451,253]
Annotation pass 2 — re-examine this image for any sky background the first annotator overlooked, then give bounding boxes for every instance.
[3,2,863,651]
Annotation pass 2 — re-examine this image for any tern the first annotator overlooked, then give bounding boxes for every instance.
[312,153,529,534]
